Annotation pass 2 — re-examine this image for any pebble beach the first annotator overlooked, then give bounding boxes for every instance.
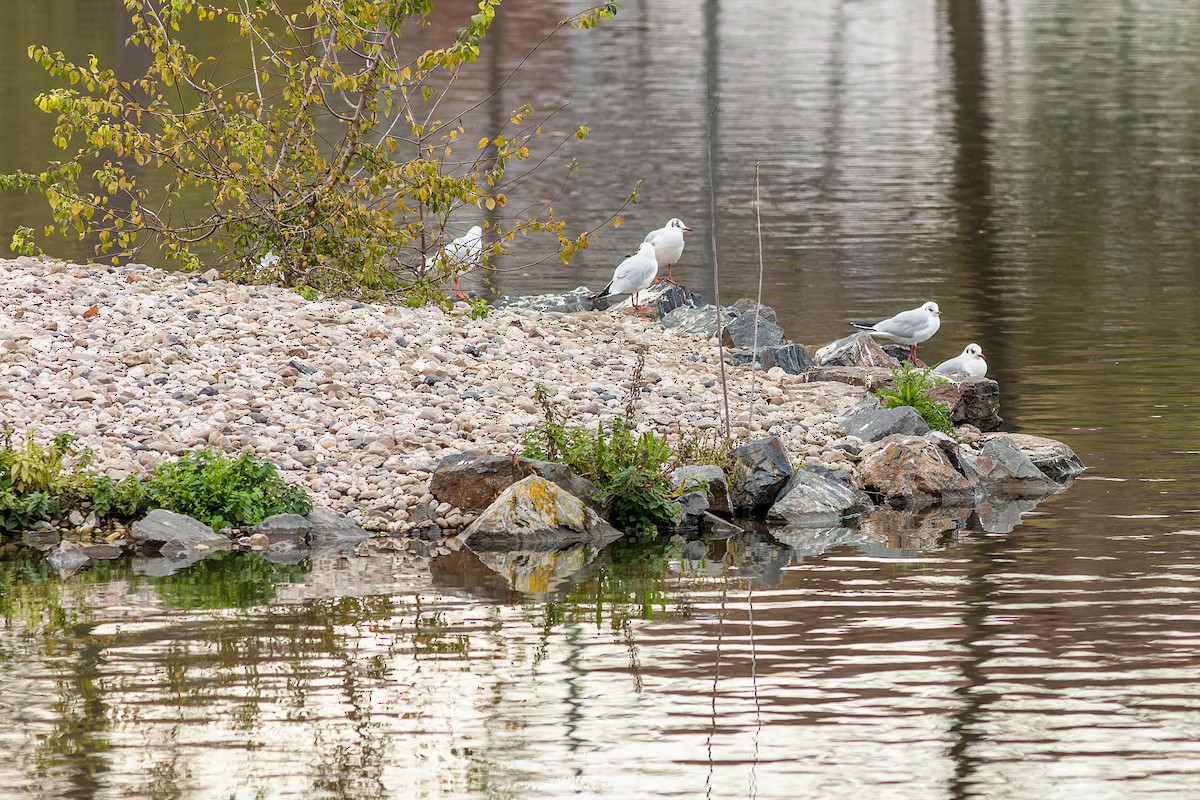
[0,257,868,534]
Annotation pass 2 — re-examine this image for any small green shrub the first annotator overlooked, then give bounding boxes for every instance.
[877,365,954,434]
[521,386,681,537]
[144,449,311,531]
[89,474,151,519]
[0,431,95,532]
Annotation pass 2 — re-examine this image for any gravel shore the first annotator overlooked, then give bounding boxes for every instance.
[0,257,866,533]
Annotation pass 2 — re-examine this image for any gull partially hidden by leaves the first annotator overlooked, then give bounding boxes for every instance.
[426,225,483,299]
[590,242,659,311]
[934,343,987,377]
[643,218,691,283]
[850,300,942,365]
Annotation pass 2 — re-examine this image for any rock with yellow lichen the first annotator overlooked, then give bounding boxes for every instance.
[457,474,623,550]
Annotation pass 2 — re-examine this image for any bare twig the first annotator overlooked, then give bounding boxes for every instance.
[706,96,732,441]
[749,163,765,433]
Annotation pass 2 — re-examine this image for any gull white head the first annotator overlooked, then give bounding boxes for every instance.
[666,218,692,232]
[963,343,983,358]
[922,301,941,316]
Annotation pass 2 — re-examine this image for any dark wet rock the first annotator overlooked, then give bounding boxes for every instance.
[80,543,124,560]
[857,435,977,505]
[926,376,1003,431]
[695,512,747,540]
[661,304,737,338]
[721,309,787,349]
[758,343,814,374]
[671,464,731,516]
[767,466,874,526]
[981,433,1086,482]
[727,436,794,517]
[430,453,603,515]
[803,365,895,391]
[130,509,231,553]
[840,405,930,442]
[47,540,90,577]
[957,436,1065,497]
[306,507,369,549]
[677,491,710,518]
[22,528,61,552]
[649,282,704,317]
[251,513,312,543]
[814,332,897,368]
[457,475,622,549]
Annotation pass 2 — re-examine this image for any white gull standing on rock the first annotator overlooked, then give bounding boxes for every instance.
[850,300,942,365]
[643,218,691,283]
[934,343,987,377]
[590,242,659,311]
[426,225,483,299]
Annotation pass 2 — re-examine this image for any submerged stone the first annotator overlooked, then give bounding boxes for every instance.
[457,475,621,550]
[726,436,794,517]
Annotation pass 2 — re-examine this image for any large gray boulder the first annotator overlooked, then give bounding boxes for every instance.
[840,405,930,442]
[661,304,737,338]
[726,436,794,517]
[732,344,815,375]
[430,453,603,515]
[251,513,312,543]
[47,540,90,577]
[980,433,1085,481]
[131,509,231,552]
[767,466,874,526]
[457,475,622,549]
[671,464,731,515]
[802,365,896,391]
[857,435,977,505]
[957,436,1066,497]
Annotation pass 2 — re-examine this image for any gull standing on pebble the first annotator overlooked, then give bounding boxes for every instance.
[643,218,691,283]
[934,343,987,377]
[426,225,483,299]
[850,300,942,365]
[590,242,659,311]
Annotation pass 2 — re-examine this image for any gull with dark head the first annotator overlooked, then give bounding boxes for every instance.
[934,343,987,377]
[643,218,691,283]
[590,242,659,311]
[850,300,942,365]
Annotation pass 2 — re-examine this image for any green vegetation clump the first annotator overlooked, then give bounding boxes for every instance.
[0,431,311,534]
[521,386,681,537]
[877,364,954,434]
[144,449,312,531]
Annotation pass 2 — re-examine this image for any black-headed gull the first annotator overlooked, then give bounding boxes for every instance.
[934,343,987,377]
[643,218,691,283]
[851,300,942,365]
[591,242,659,311]
[426,225,483,299]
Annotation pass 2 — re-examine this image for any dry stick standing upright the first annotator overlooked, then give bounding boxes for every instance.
[749,164,765,434]
[707,99,733,441]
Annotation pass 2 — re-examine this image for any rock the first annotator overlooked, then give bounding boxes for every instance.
[840,405,930,442]
[721,310,787,349]
[660,304,737,338]
[251,512,313,543]
[47,540,90,577]
[430,453,602,515]
[458,475,622,549]
[732,299,778,324]
[247,533,270,550]
[677,491,710,517]
[130,509,231,552]
[767,466,874,526]
[958,436,1065,497]
[926,376,1003,431]
[814,332,897,368]
[980,433,1086,482]
[491,287,596,314]
[670,464,731,515]
[306,506,370,549]
[857,435,977,505]
[22,528,62,551]
[803,365,896,391]
[80,543,124,560]
[758,343,814,374]
[650,283,704,317]
[726,436,794,517]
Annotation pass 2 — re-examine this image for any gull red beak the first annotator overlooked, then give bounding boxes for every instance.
[684,226,693,232]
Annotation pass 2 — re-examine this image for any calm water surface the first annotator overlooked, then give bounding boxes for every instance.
[3,1,1200,798]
